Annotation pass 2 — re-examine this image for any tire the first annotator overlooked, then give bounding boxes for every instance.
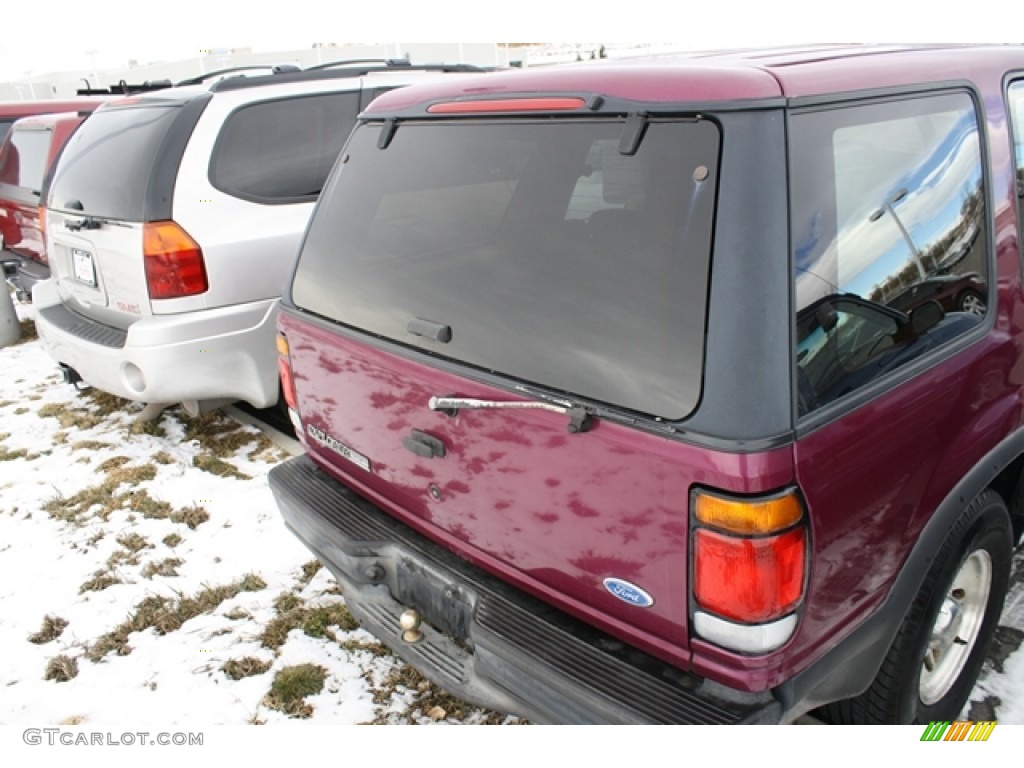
[957,289,986,316]
[819,489,1012,724]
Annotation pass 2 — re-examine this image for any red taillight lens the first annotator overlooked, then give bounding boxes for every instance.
[693,527,805,623]
[38,207,48,262]
[277,334,297,410]
[143,221,208,299]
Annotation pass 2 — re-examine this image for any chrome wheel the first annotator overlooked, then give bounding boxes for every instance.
[919,550,992,705]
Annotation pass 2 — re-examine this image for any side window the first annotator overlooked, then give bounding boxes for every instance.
[0,127,50,192]
[209,91,360,203]
[791,93,988,416]
[1008,81,1024,205]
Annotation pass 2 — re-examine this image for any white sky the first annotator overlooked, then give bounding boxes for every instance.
[0,0,1015,81]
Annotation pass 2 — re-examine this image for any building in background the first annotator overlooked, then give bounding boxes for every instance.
[0,43,686,100]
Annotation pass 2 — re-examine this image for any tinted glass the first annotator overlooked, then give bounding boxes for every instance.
[0,120,14,145]
[791,93,987,416]
[0,127,49,192]
[49,104,180,220]
[209,92,360,202]
[1009,81,1024,197]
[292,118,720,419]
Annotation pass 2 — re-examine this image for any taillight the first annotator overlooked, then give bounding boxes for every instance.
[691,488,807,653]
[143,221,208,299]
[276,334,298,412]
[38,207,48,262]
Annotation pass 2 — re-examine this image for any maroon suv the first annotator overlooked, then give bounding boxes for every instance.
[269,45,1024,724]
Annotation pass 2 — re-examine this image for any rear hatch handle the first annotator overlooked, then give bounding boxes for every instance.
[428,396,593,434]
[62,199,103,231]
[65,216,103,231]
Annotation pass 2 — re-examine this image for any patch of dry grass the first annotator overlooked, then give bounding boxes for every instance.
[169,505,208,529]
[141,557,184,579]
[79,570,122,594]
[263,664,325,718]
[12,318,37,345]
[192,454,251,480]
[128,490,172,519]
[44,655,78,682]
[369,664,505,724]
[44,460,158,523]
[28,615,69,644]
[298,560,322,587]
[223,657,273,681]
[71,440,113,451]
[115,532,151,553]
[0,445,30,461]
[261,598,358,650]
[87,577,262,661]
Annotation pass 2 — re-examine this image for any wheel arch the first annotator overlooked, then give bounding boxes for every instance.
[775,425,1024,721]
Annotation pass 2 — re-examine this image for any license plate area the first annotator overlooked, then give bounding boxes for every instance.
[395,557,472,645]
[72,249,96,287]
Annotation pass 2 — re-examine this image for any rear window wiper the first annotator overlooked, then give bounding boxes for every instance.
[65,216,104,231]
[428,395,593,434]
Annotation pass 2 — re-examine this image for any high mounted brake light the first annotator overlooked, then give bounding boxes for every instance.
[691,488,807,653]
[426,97,587,114]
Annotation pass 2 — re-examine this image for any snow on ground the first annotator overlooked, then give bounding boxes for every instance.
[0,297,1022,726]
[0,301,512,726]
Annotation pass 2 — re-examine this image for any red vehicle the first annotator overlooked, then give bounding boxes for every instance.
[269,45,1024,724]
[0,98,109,146]
[0,99,110,299]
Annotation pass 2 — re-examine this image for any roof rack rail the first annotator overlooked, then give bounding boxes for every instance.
[176,64,301,86]
[205,60,496,93]
[76,78,173,96]
[305,57,408,71]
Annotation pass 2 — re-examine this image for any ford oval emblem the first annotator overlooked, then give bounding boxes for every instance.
[602,578,654,608]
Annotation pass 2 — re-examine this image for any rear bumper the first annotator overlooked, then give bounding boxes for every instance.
[268,454,783,724]
[31,278,280,407]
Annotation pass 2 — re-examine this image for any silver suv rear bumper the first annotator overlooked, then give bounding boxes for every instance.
[32,278,280,408]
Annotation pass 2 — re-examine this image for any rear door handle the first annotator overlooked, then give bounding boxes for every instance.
[402,430,446,459]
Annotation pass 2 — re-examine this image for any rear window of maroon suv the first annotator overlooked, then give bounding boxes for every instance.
[290,117,720,419]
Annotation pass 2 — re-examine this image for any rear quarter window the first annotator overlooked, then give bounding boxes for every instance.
[209,91,361,203]
[791,92,988,417]
[0,126,50,193]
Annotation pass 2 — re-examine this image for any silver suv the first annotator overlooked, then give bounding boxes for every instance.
[33,61,486,419]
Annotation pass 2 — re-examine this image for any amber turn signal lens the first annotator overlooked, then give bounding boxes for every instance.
[276,334,297,411]
[694,490,803,535]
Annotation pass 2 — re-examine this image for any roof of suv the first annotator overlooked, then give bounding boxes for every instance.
[87,60,498,112]
[365,44,1024,112]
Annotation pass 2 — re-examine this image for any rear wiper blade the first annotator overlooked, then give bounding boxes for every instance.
[428,396,593,434]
